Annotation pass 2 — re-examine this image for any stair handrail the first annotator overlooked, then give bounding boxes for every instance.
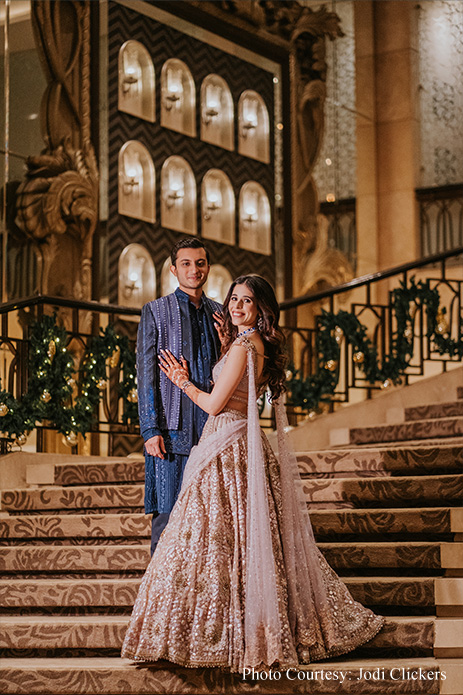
[280,245,463,311]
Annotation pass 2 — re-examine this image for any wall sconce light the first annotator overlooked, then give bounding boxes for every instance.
[124,270,142,298]
[123,152,144,196]
[241,97,258,136]
[165,67,183,110]
[122,64,140,94]
[203,84,221,125]
[243,191,259,223]
[203,179,222,220]
[166,167,185,208]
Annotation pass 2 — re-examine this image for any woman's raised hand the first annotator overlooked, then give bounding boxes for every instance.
[158,350,190,388]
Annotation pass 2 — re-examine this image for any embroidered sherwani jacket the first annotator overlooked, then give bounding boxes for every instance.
[137,291,222,514]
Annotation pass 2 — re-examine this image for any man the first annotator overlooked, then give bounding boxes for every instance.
[137,238,222,553]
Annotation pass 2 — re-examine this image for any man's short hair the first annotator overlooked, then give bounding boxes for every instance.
[171,238,210,266]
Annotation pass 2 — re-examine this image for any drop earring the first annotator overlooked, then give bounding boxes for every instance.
[257,315,264,331]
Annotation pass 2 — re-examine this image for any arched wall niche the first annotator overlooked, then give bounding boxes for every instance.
[204,264,233,303]
[161,156,197,235]
[201,169,235,246]
[238,90,270,164]
[239,181,271,256]
[118,40,155,122]
[118,141,156,223]
[160,58,196,137]
[200,74,234,151]
[118,243,156,313]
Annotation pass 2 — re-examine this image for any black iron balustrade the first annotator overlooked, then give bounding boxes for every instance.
[417,184,463,258]
[280,246,463,422]
[0,295,141,455]
[0,246,462,450]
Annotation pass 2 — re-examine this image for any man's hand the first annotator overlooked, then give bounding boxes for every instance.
[213,311,226,346]
[145,435,166,459]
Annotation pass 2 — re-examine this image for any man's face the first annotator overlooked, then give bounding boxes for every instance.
[171,248,210,292]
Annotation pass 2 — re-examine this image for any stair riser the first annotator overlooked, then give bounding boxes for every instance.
[405,402,463,421]
[0,486,144,513]
[301,476,463,507]
[350,418,463,444]
[298,446,463,477]
[0,664,443,694]
[55,461,144,486]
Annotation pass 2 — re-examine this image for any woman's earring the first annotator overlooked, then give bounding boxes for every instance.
[257,316,264,331]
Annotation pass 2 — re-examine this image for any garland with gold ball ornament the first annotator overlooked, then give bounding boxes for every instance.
[286,277,463,415]
[0,317,139,447]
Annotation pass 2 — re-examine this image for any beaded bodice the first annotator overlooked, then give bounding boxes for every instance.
[212,336,261,398]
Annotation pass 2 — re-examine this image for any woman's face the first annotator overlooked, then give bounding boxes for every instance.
[228,283,259,330]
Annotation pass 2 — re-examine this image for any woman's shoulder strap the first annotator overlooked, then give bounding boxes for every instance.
[233,335,258,353]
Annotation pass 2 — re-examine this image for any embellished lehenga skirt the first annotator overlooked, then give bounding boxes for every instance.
[121,409,383,672]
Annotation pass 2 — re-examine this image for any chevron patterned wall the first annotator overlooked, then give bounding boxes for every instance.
[107,1,276,302]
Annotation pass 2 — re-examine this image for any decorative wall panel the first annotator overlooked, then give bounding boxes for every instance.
[107,1,275,303]
[418,0,463,187]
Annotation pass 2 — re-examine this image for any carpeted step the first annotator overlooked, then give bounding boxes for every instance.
[0,514,150,542]
[0,657,444,694]
[0,615,435,654]
[0,542,454,575]
[0,484,144,513]
[457,386,463,399]
[0,509,454,543]
[308,507,452,539]
[349,417,463,444]
[54,459,144,487]
[0,576,436,612]
[297,443,463,478]
[301,474,462,509]
[405,402,463,422]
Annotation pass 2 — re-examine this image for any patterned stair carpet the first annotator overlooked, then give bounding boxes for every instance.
[0,392,462,693]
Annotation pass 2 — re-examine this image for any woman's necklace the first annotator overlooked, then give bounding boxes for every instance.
[237,326,257,337]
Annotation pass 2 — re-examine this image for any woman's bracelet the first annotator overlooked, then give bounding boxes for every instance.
[181,379,193,393]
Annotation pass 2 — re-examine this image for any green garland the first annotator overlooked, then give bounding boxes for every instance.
[0,317,139,447]
[286,277,463,415]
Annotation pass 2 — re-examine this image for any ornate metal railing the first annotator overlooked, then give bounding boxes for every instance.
[417,184,463,258]
[280,246,463,422]
[0,246,462,451]
[0,296,141,455]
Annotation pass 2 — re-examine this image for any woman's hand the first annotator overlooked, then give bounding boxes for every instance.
[158,350,189,389]
[213,311,226,346]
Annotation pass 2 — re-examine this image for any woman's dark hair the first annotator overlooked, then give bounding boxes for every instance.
[221,275,287,401]
[171,238,210,266]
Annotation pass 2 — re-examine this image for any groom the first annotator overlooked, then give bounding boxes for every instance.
[137,238,222,554]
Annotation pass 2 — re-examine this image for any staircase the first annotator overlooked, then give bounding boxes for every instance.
[0,387,462,694]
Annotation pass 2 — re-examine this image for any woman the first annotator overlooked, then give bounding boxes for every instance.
[122,275,383,672]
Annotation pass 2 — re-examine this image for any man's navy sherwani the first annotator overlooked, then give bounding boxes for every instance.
[137,288,222,517]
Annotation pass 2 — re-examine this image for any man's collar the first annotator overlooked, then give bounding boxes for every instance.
[175,286,205,308]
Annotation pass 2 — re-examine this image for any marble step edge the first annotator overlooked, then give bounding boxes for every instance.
[0,576,449,609]
[1,507,459,540]
[0,615,442,652]
[0,542,460,571]
[0,657,450,695]
[2,474,462,512]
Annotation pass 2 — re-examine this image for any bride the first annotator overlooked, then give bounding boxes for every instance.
[122,275,384,672]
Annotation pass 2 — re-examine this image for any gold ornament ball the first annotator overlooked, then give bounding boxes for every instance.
[353,351,364,364]
[333,326,343,344]
[97,378,106,390]
[307,410,317,420]
[108,347,120,368]
[381,378,392,390]
[67,377,75,389]
[47,339,56,361]
[404,327,413,340]
[285,370,293,380]
[0,402,9,417]
[16,433,27,447]
[128,388,138,403]
[41,389,52,403]
[63,431,78,447]
[325,359,337,372]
